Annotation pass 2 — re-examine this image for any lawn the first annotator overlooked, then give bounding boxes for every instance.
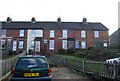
[56,54,87,61]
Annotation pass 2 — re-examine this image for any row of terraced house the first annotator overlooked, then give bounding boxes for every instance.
[1,17,109,54]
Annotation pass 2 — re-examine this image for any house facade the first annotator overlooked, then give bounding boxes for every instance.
[1,17,109,54]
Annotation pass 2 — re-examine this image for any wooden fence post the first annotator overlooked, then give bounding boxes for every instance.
[83,60,85,72]
[113,61,117,81]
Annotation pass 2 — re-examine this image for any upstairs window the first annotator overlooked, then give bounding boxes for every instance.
[50,30,55,37]
[94,31,99,38]
[32,30,36,36]
[49,40,54,50]
[2,29,6,37]
[81,30,86,38]
[20,30,24,37]
[63,30,67,37]
[19,41,24,49]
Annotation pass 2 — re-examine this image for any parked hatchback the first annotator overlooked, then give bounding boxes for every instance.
[11,55,52,81]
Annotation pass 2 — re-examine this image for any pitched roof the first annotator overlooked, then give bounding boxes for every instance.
[1,21,109,31]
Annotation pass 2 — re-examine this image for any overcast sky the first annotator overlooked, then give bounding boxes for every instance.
[0,0,119,35]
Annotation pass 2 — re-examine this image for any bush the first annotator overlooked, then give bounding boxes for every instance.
[58,48,66,54]
[87,47,94,50]
[65,48,76,55]
[74,51,85,58]
[18,51,23,54]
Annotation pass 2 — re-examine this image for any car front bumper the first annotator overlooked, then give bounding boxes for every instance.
[11,76,52,81]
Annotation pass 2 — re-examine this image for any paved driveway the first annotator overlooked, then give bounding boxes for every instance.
[52,67,91,81]
[4,67,91,81]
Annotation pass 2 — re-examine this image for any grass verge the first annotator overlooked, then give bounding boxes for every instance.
[4,54,17,59]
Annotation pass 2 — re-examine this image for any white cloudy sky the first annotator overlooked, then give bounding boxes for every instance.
[0,0,119,35]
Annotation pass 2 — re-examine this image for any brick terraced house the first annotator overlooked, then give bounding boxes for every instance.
[1,17,109,54]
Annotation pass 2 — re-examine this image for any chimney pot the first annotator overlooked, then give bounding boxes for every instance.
[83,17,87,23]
[6,17,12,23]
[57,17,61,23]
[31,17,36,23]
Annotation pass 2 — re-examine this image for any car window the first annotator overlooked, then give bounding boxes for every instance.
[15,57,48,68]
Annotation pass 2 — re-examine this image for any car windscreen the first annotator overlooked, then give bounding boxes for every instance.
[15,57,48,68]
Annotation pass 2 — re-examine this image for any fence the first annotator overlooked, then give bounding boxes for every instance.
[1,51,26,78]
[49,54,120,80]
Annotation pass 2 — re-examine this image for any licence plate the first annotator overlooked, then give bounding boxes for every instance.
[24,73,39,77]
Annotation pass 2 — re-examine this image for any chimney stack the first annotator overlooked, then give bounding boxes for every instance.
[57,17,61,23]
[83,17,87,23]
[31,17,36,23]
[6,17,12,23]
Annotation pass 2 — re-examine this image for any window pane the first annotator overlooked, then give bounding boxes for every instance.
[50,30,54,37]
[16,58,48,68]
[13,40,17,51]
[7,39,11,50]
[81,41,86,49]
[20,30,24,37]
[36,30,43,37]
[49,40,54,50]
[1,40,6,49]
[31,41,34,49]
[35,41,40,52]
[2,29,6,37]
[63,30,67,37]
[104,42,107,47]
[19,41,24,49]
[81,30,86,38]
[68,41,74,48]
[62,40,67,49]
[32,30,36,36]
[75,41,80,49]
[94,31,99,38]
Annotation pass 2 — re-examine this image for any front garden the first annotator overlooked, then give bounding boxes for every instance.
[55,46,119,61]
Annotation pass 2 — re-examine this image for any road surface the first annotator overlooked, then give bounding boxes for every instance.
[4,67,91,81]
[52,67,91,81]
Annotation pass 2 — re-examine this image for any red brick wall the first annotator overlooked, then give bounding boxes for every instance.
[43,29,109,52]
[3,29,109,53]
[2,29,28,51]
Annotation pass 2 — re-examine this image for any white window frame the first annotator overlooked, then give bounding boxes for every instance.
[49,40,54,50]
[75,41,80,49]
[81,41,86,49]
[20,30,24,37]
[2,29,6,37]
[94,31,99,38]
[19,41,24,49]
[35,41,40,52]
[62,40,67,49]
[32,30,36,36]
[50,30,55,37]
[13,40,17,51]
[63,29,67,37]
[81,30,86,38]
